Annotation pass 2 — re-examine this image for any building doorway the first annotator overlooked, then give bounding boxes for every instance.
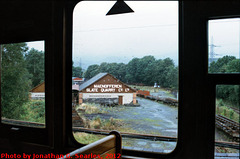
[118,96,123,105]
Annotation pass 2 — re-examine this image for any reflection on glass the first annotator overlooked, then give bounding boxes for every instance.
[215,85,239,157]
[208,18,240,73]
[1,41,45,128]
[72,1,178,153]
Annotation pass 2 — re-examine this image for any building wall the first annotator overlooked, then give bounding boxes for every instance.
[81,93,134,105]
[81,74,135,94]
[30,92,45,100]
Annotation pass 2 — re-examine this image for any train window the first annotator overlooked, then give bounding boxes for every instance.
[1,41,45,128]
[208,18,240,73]
[215,85,239,158]
[72,1,178,153]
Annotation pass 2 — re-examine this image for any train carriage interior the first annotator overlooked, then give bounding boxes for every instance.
[0,0,239,159]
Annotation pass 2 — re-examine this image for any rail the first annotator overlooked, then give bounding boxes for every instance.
[73,127,240,150]
[2,118,239,149]
[1,118,45,127]
[216,115,240,142]
[228,106,240,114]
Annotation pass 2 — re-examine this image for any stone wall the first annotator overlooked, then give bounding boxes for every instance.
[83,98,118,106]
[82,93,134,105]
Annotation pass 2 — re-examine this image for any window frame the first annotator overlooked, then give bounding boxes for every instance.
[0,39,49,145]
[64,1,240,158]
[207,16,240,155]
[65,0,182,157]
[207,16,240,75]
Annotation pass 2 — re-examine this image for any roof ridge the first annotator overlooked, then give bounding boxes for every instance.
[29,82,45,92]
[79,73,108,91]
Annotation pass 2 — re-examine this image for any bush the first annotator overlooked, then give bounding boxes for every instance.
[218,99,224,107]
[221,107,227,116]
[229,109,234,120]
[20,100,45,123]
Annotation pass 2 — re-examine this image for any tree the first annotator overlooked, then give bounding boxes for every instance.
[139,56,156,84]
[125,58,140,84]
[83,56,178,89]
[226,59,240,73]
[72,61,83,77]
[209,55,236,73]
[211,56,240,107]
[115,63,127,82]
[98,62,126,81]
[166,66,178,89]
[1,43,31,119]
[73,66,83,77]
[84,64,100,79]
[216,85,239,107]
[25,48,44,87]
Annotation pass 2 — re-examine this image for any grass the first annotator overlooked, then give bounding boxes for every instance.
[73,98,173,150]
[132,112,140,115]
[216,99,239,123]
[153,123,161,127]
[76,103,107,114]
[143,118,158,123]
[215,147,239,153]
[76,103,128,115]
[20,100,45,123]
[73,132,105,145]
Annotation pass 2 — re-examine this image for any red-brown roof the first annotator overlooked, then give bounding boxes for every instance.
[73,77,84,81]
[29,82,45,92]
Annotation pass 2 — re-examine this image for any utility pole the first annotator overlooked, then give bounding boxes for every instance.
[209,36,221,65]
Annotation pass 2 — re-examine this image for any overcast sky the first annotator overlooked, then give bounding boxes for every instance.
[209,18,240,59]
[27,1,239,70]
[73,1,178,69]
[27,40,44,52]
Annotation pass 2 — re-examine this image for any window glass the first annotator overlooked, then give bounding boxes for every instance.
[215,85,239,158]
[72,1,178,153]
[208,18,240,73]
[1,41,45,128]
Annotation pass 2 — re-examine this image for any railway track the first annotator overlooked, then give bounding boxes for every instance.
[73,127,239,150]
[143,95,178,106]
[1,118,239,149]
[229,106,240,114]
[1,118,45,127]
[216,115,240,142]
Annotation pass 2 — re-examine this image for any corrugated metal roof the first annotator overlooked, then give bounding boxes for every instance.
[79,73,108,91]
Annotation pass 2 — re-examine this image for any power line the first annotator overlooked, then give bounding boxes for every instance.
[74,23,177,32]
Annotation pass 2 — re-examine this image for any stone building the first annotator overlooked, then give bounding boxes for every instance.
[29,82,45,100]
[79,73,137,106]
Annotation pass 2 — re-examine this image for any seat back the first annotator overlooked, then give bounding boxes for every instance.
[61,131,122,159]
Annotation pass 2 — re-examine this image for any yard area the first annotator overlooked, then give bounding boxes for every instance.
[73,95,178,152]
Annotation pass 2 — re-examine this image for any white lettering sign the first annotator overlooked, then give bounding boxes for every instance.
[94,84,122,89]
[85,84,131,93]
[86,88,98,92]
[101,88,115,92]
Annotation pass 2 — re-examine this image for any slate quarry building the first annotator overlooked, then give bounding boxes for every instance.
[78,73,137,106]
[29,82,45,100]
